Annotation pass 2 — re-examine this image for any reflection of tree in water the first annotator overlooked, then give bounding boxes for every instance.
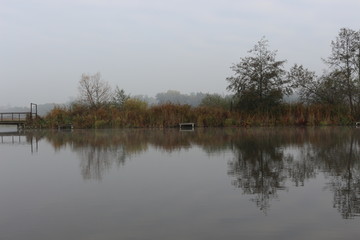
[36,127,360,218]
[290,128,360,219]
[78,145,127,180]
[226,128,360,216]
[228,129,292,213]
[44,130,147,180]
[286,144,318,187]
[323,131,360,219]
[42,128,236,180]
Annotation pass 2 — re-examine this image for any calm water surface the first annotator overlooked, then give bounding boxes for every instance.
[0,127,360,240]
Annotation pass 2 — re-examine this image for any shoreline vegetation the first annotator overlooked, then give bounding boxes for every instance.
[36,102,353,129]
[13,27,360,129]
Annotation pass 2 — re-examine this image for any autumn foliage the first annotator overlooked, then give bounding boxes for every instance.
[44,99,353,129]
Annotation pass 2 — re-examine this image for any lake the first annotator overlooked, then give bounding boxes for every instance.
[0,127,359,240]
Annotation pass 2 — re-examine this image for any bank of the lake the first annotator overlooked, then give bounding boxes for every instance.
[40,103,354,129]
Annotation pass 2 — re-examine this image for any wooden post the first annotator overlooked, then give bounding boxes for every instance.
[30,103,38,119]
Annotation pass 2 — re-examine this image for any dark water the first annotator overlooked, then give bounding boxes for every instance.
[0,127,360,239]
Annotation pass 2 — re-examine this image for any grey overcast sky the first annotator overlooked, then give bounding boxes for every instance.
[1,0,360,107]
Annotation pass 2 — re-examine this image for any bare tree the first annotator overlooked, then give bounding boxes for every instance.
[352,31,360,83]
[78,72,112,108]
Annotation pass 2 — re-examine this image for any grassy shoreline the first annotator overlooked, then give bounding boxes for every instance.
[29,103,354,129]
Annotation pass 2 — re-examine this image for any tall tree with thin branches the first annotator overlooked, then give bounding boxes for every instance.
[78,72,112,109]
[324,28,359,115]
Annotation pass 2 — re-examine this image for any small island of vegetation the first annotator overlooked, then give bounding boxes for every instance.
[41,28,360,128]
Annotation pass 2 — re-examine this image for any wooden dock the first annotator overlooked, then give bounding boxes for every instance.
[0,112,28,128]
[0,103,37,129]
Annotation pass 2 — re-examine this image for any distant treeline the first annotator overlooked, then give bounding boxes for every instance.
[36,27,360,128]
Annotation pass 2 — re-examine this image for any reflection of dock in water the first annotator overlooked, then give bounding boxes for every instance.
[0,131,39,153]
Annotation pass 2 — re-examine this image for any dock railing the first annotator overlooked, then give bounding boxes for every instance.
[0,112,29,123]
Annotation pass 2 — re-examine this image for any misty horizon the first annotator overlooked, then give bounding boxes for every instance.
[2,0,360,107]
